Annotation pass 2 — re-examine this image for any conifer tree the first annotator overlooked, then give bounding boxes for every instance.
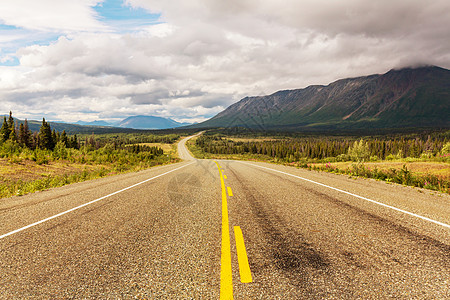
[61,130,68,147]
[23,119,32,148]
[71,134,79,149]
[7,111,14,131]
[88,133,95,148]
[52,129,57,146]
[32,132,39,149]
[39,118,54,150]
[9,120,17,142]
[18,123,26,146]
[0,116,9,143]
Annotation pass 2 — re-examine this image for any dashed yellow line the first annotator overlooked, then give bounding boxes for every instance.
[215,163,252,298]
[215,161,233,299]
[227,186,233,197]
[234,226,253,283]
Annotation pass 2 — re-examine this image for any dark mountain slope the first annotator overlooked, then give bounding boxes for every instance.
[193,66,449,130]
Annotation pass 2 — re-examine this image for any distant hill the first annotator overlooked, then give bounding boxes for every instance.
[1,115,192,134]
[192,66,450,131]
[0,117,136,134]
[22,120,135,134]
[74,120,113,127]
[117,115,190,129]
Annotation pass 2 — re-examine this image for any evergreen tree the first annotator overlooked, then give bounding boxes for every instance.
[71,134,79,149]
[7,111,14,131]
[88,133,95,149]
[18,123,26,146]
[38,118,54,150]
[52,129,57,146]
[61,130,68,147]
[9,120,17,142]
[0,116,9,143]
[0,112,18,142]
[23,119,32,148]
[32,131,39,149]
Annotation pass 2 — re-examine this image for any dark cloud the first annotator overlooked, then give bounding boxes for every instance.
[127,89,206,105]
[127,90,168,104]
[3,88,91,103]
[0,0,449,123]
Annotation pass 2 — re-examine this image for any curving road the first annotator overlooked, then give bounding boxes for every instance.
[0,134,449,299]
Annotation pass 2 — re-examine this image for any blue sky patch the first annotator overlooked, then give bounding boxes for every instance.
[0,25,61,66]
[0,55,19,66]
[94,0,161,30]
[0,24,21,30]
[0,1,162,66]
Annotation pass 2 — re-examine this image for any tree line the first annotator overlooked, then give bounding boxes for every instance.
[82,133,180,150]
[0,112,171,159]
[195,133,449,161]
[127,144,164,155]
[1,112,79,150]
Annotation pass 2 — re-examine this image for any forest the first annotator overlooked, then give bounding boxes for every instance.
[194,132,449,161]
[1,112,178,152]
[190,129,450,194]
[0,112,180,198]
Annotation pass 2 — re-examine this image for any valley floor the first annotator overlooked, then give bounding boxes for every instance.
[186,139,450,195]
[0,142,179,199]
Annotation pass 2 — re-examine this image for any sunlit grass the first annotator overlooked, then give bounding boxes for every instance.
[186,137,450,194]
[0,142,180,199]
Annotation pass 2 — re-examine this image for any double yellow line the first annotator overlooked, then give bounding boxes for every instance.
[215,161,252,300]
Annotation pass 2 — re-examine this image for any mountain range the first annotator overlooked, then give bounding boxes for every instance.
[74,116,190,130]
[74,120,113,127]
[193,66,450,131]
[115,115,190,129]
[2,115,191,134]
[4,66,449,134]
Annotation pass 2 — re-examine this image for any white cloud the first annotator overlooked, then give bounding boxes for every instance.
[143,23,176,38]
[0,0,106,32]
[0,0,449,123]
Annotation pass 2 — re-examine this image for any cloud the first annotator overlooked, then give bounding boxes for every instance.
[0,0,449,124]
[0,0,107,32]
[127,0,450,75]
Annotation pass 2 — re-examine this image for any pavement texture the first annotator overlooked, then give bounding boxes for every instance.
[0,135,448,299]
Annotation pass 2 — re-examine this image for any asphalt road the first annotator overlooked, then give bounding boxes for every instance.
[0,135,449,299]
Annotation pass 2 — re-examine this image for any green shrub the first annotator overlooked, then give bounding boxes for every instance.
[348,139,370,162]
[0,140,20,158]
[53,141,68,159]
[441,142,450,154]
[369,155,379,162]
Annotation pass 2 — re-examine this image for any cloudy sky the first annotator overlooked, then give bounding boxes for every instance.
[0,0,449,124]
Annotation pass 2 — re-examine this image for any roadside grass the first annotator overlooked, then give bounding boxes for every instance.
[128,142,175,154]
[0,143,180,199]
[306,162,449,195]
[312,161,450,179]
[186,137,450,194]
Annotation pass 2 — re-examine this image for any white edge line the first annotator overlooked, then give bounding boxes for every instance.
[239,161,450,229]
[0,162,195,240]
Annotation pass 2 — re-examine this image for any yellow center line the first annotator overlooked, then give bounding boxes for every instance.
[215,161,233,299]
[234,226,253,283]
[227,186,233,197]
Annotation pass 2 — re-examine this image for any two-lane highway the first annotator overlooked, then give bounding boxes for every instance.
[1,134,449,298]
[220,160,449,298]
